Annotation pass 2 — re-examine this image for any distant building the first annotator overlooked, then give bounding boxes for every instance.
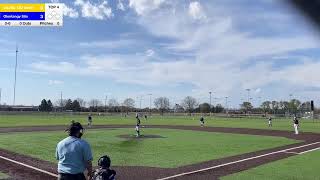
[0,105,39,111]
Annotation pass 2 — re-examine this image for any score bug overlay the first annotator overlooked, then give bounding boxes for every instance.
[0,3,63,26]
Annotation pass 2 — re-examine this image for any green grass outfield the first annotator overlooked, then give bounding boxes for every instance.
[0,172,9,180]
[1,114,320,133]
[0,128,298,168]
[222,150,320,180]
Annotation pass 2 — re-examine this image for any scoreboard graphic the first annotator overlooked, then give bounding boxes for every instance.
[0,3,63,26]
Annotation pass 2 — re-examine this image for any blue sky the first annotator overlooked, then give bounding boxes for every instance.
[1,0,320,108]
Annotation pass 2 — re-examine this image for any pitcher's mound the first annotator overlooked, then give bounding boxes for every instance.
[117,134,166,139]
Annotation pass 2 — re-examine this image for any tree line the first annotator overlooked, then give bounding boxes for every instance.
[38,96,225,114]
[240,99,313,115]
[38,97,313,115]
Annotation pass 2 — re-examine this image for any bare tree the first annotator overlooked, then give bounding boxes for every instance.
[154,97,170,115]
[108,98,119,107]
[123,98,135,114]
[76,98,86,108]
[182,96,198,115]
[261,101,271,115]
[288,99,301,115]
[300,101,311,112]
[240,102,253,114]
[271,101,280,114]
[88,99,102,108]
[54,99,67,107]
[174,104,184,113]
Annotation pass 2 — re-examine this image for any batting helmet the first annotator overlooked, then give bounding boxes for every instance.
[98,155,111,168]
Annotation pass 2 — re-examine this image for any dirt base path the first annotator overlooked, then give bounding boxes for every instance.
[0,125,319,180]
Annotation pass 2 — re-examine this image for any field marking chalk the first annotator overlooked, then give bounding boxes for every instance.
[157,142,320,180]
[299,147,320,154]
[284,151,300,155]
[0,155,58,178]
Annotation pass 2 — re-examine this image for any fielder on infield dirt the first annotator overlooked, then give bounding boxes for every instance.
[135,113,141,137]
[293,116,299,135]
[268,117,272,127]
[88,114,93,127]
[200,116,205,127]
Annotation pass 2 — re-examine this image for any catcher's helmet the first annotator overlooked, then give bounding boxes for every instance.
[98,155,111,168]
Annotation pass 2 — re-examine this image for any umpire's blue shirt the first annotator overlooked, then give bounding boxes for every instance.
[56,136,93,174]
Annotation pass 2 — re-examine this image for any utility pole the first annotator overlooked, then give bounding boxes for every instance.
[13,45,18,105]
[246,89,250,103]
[225,96,228,113]
[140,95,143,110]
[0,88,2,107]
[209,92,212,116]
[60,91,63,111]
[135,96,139,112]
[289,94,293,116]
[258,96,262,105]
[104,95,108,113]
[148,93,152,116]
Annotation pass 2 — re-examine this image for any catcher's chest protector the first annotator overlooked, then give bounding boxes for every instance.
[93,169,116,180]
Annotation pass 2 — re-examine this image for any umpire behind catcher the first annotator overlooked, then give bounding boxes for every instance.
[56,122,93,180]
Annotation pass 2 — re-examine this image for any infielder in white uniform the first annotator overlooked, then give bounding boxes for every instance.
[293,116,299,135]
[135,113,141,137]
[268,117,272,127]
[88,114,93,127]
[200,116,205,127]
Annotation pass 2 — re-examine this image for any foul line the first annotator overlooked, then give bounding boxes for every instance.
[157,142,320,180]
[299,147,320,154]
[284,151,300,155]
[0,142,319,180]
[0,155,58,178]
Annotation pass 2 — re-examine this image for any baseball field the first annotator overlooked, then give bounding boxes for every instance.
[0,114,319,180]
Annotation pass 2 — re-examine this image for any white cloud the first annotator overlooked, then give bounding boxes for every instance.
[276,61,320,87]
[74,0,113,20]
[254,88,262,94]
[129,0,167,15]
[78,39,136,49]
[30,61,79,74]
[63,4,79,18]
[145,49,155,57]
[49,80,64,85]
[117,0,126,11]
[188,1,206,20]
[21,70,48,75]
[26,0,320,104]
[50,0,79,18]
[29,53,320,103]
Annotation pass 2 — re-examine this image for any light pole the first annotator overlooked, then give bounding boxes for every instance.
[209,92,212,116]
[225,96,228,113]
[289,94,293,116]
[258,96,262,105]
[246,89,250,103]
[60,91,63,111]
[135,96,139,112]
[136,95,143,112]
[148,93,152,116]
[140,95,143,110]
[104,95,108,113]
[13,45,18,105]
